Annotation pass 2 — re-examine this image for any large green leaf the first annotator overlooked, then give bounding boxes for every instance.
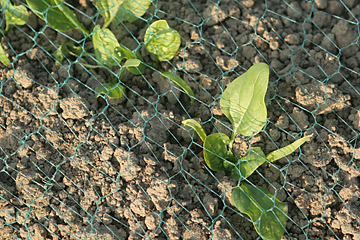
[93,26,139,68]
[95,80,125,99]
[203,133,232,171]
[26,0,88,35]
[93,26,119,67]
[230,147,266,181]
[96,0,151,27]
[182,119,207,142]
[220,63,269,138]
[144,20,181,61]
[266,135,311,162]
[92,26,132,67]
[231,184,288,240]
[0,0,28,30]
[160,71,195,102]
[0,42,10,65]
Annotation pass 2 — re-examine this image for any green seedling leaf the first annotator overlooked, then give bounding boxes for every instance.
[145,20,181,61]
[122,58,141,68]
[203,133,232,171]
[0,0,28,30]
[182,119,207,142]
[0,42,10,65]
[231,184,288,240]
[93,26,136,68]
[6,5,28,26]
[93,26,116,67]
[52,0,88,34]
[230,147,266,181]
[220,63,269,138]
[114,46,135,61]
[93,26,122,67]
[266,135,311,162]
[95,80,125,99]
[115,0,151,23]
[160,71,195,102]
[97,0,151,27]
[96,0,119,27]
[123,58,145,75]
[26,0,88,35]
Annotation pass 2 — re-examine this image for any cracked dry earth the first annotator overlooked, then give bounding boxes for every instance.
[1,0,360,239]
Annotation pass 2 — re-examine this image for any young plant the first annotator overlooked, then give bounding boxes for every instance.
[91,20,194,102]
[0,0,28,31]
[92,25,140,69]
[26,0,88,36]
[144,20,195,101]
[182,63,311,240]
[23,0,193,101]
[144,19,181,62]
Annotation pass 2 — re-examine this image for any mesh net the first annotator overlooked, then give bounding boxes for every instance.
[0,0,360,239]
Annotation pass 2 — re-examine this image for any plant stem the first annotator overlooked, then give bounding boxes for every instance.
[103,19,112,29]
[229,133,236,148]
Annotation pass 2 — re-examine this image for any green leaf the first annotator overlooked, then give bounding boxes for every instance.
[230,147,266,181]
[5,5,28,26]
[203,133,232,171]
[0,42,10,65]
[97,0,151,27]
[116,0,151,23]
[266,135,311,162]
[93,26,135,68]
[123,58,145,75]
[182,119,207,142]
[114,46,135,61]
[0,0,28,30]
[145,20,181,61]
[95,80,125,99]
[92,26,120,67]
[220,63,269,138]
[160,71,195,102]
[96,0,119,27]
[26,0,88,35]
[122,58,141,68]
[231,184,288,240]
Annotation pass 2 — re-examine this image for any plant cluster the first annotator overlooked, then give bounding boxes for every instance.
[0,1,311,239]
[183,63,310,240]
[0,0,195,101]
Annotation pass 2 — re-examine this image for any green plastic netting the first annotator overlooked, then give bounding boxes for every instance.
[1,0,360,239]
